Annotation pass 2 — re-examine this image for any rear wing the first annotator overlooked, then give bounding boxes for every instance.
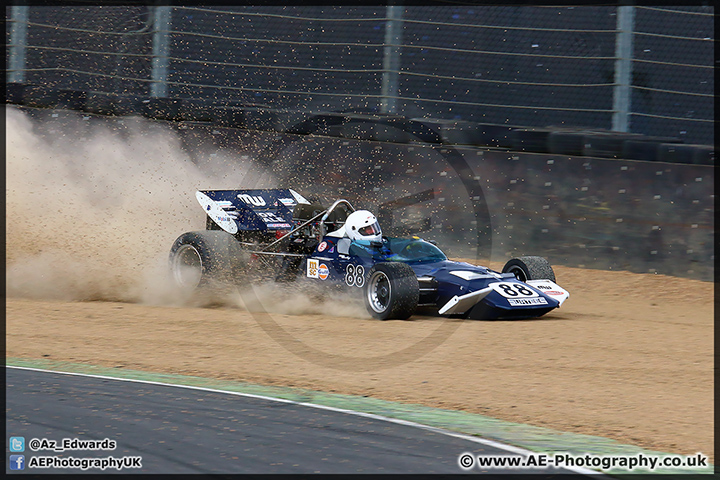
[196,189,309,235]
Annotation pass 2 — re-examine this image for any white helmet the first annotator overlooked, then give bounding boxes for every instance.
[344,210,382,243]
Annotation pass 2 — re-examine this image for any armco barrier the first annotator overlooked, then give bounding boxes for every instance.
[9,104,714,281]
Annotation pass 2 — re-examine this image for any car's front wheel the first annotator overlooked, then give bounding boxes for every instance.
[502,256,556,282]
[363,262,419,320]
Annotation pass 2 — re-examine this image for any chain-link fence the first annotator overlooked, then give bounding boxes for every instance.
[6,5,714,145]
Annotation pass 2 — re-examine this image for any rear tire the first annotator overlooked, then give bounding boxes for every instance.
[169,231,248,290]
[363,262,419,320]
[502,256,556,282]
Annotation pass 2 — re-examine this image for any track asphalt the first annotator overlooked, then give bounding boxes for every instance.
[5,358,713,475]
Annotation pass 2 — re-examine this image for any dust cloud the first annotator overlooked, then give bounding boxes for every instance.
[5,106,366,317]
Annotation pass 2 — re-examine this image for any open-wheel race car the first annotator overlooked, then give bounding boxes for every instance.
[169,189,569,320]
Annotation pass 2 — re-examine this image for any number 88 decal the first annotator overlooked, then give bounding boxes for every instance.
[345,264,365,287]
[490,282,537,297]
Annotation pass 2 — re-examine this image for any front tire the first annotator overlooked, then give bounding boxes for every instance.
[363,262,419,320]
[502,256,556,282]
[169,231,247,290]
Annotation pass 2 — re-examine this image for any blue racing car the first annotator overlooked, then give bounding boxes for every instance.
[169,189,569,320]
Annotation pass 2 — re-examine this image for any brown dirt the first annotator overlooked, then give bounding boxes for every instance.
[6,262,713,462]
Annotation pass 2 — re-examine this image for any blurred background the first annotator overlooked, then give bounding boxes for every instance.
[7,5,714,143]
[6,4,715,281]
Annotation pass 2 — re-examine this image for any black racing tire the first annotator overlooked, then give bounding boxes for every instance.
[502,256,556,283]
[169,230,248,290]
[363,262,419,320]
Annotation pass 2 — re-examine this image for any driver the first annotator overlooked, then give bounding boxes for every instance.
[343,209,396,258]
[344,209,383,245]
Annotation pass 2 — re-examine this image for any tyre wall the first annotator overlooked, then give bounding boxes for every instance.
[237,132,714,282]
[12,105,714,282]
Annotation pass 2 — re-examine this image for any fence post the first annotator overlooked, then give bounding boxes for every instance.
[380,5,403,114]
[8,5,29,84]
[151,6,171,98]
[612,5,635,133]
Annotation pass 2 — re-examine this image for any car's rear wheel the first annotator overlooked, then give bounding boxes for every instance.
[169,230,248,290]
[502,256,556,282]
[364,262,419,320]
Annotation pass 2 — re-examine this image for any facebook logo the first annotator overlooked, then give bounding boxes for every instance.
[9,454,25,470]
[9,437,25,452]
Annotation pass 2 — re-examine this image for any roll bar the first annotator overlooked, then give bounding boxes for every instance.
[258,199,355,253]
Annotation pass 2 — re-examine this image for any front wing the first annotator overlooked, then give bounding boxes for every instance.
[438,279,569,318]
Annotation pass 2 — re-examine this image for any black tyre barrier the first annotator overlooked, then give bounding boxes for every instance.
[210,106,245,128]
[23,84,60,109]
[284,111,348,135]
[241,107,279,131]
[511,128,552,153]
[620,134,684,161]
[387,116,443,144]
[324,124,347,138]
[340,120,375,141]
[474,123,515,148]
[273,109,318,134]
[342,114,440,144]
[410,118,488,146]
[581,131,686,160]
[6,83,712,166]
[657,143,695,164]
[219,99,272,110]
[690,145,715,165]
[582,132,628,158]
[6,82,27,104]
[141,97,184,121]
[415,119,516,148]
[342,116,409,143]
[376,120,415,143]
[547,130,586,155]
[176,98,214,122]
[439,120,483,145]
[658,143,714,165]
[209,106,279,131]
[83,92,143,117]
[114,95,145,116]
[83,91,119,116]
[621,139,662,162]
[56,89,87,111]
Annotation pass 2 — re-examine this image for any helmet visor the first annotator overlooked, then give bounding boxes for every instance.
[358,222,381,237]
